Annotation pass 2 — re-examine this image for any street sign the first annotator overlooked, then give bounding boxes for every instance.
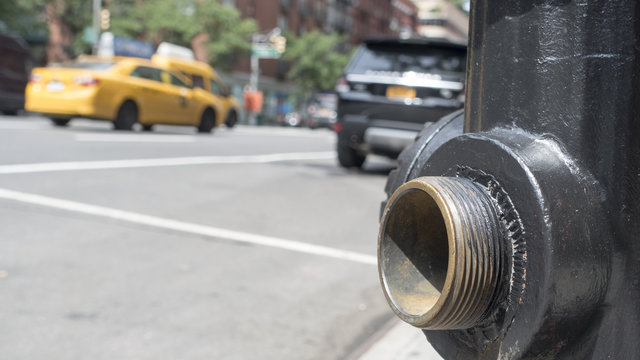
[252,44,281,59]
[270,35,286,54]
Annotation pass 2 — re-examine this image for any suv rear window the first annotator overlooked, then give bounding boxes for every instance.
[348,43,466,74]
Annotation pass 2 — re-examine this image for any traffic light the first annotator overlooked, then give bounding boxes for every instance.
[100,9,110,30]
[270,35,286,54]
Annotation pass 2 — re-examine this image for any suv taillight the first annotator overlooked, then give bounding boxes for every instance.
[335,76,349,93]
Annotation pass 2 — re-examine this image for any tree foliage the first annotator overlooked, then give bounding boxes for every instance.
[0,2,37,36]
[1,1,50,37]
[1,0,255,68]
[0,0,91,56]
[283,31,352,93]
[108,0,256,70]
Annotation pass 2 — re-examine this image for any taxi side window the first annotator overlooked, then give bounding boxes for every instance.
[191,75,205,89]
[167,73,189,88]
[210,79,222,96]
[160,71,171,84]
[218,82,230,97]
[130,66,161,82]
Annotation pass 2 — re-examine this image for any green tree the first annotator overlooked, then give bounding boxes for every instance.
[108,0,256,70]
[0,0,91,61]
[0,2,46,38]
[283,31,352,93]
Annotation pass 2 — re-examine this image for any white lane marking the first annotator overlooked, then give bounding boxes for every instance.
[0,152,336,175]
[0,122,49,130]
[75,134,196,143]
[0,188,377,265]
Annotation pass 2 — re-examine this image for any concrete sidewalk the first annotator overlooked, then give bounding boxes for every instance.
[348,320,443,360]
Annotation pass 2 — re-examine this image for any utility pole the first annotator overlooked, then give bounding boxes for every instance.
[248,41,259,126]
[92,0,101,54]
[247,27,285,126]
[249,34,260,93]
[249,27,282,91]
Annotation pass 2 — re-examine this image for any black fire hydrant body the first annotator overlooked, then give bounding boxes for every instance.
[378,1,640,358]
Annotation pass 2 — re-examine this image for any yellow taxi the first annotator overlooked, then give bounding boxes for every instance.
[151,55,240,128]
[25,56,223,132]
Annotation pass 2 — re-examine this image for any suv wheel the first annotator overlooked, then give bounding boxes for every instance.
[337,137,366,168]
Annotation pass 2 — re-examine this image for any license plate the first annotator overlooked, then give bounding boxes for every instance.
[386,86,416,99]
[46,81,65,92]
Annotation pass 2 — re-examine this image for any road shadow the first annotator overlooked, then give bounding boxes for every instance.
[302,159,396,178]
[359,161,397,176]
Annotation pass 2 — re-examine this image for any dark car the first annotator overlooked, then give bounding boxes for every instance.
[0,33,32,115]
[305,93,338,129]
[334,38,466,168]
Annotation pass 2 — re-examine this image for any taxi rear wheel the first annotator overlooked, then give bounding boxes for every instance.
[225,111,237,128]
[50,118,70,127]
[198,108,215,133]
[114,101,138,131]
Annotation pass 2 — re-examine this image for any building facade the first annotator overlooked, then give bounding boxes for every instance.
[413,0,469,43]
[221,0,419,124]
[390,0,418,37]
[230,0,418,79]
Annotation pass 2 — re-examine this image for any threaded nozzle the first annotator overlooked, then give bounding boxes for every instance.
[378,176,507,329]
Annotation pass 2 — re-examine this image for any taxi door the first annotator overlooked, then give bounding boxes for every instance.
[157,71,198,125]
[209,78,229,126]
[127,66,167,122]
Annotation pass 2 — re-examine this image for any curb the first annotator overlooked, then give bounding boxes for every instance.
[347,319,443,360]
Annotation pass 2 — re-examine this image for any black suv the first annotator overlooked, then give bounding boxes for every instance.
[0,33,31,115]
[335,38,467,168]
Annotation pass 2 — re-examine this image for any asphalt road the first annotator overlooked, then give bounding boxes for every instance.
[0,114,400,360]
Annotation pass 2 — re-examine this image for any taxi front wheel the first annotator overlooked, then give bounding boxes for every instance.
[114,101,138,131]
[225,111,237,128]
[50,118,70,127]
[198,108,215,133]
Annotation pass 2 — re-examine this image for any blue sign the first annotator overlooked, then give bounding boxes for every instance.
[112,36,155,59]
